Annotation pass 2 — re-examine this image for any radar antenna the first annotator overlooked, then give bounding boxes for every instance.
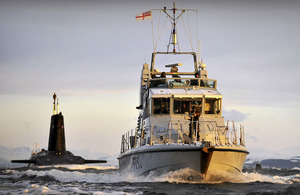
[152,2,197,53]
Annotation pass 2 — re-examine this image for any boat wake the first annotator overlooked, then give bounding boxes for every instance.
[2,166,300,185]
[1,166,299,194]
[142,168,300,185]
[243,171,300,184]
[3,166,120,183]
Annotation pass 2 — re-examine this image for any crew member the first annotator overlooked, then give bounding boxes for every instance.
[182,102,189,114]
[189,106,201,140]
[160,72,166,78]
[159,72,167,85]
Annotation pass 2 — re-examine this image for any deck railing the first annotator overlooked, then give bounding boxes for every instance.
[148,78,217,89]
[120,120,245,153]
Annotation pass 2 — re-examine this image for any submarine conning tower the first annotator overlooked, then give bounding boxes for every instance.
[11,93,108,165]
[48,93,66,153]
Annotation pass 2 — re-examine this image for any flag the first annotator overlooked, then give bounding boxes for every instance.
[135,11,152,22]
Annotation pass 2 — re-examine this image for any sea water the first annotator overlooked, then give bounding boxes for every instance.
[0,165,299,194]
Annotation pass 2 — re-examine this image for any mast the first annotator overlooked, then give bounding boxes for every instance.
[170,2,177,52]
[53,93,57,115]
[160,2,186,53]
[150,3,198,73]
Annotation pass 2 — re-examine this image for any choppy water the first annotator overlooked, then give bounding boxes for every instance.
[0,165,299,194]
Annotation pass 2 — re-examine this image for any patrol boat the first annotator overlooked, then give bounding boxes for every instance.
[118,3,249,177]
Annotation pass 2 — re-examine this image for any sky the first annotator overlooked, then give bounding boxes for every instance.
[0,0,299,155]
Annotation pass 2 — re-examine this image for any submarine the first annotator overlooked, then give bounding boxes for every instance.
[11,93,107,166]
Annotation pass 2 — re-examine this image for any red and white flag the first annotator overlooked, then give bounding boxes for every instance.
[135,11,152,22]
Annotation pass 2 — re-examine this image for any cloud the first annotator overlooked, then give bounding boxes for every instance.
[222,108,249,122]
[247,135,258,143]
[1,0,300,154]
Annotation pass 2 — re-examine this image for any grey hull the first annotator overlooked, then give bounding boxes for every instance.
[118,144,205,176]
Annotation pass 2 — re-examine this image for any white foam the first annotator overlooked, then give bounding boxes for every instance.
[9,182,135,195]
[13,169,128,183]
[243,172,300,184]
[136,168,300,185]
[6,167,300,185]
[143,168,246,184]
[24,184,61,194]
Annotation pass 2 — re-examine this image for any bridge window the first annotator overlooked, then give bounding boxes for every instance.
[173,98,202,114]
[204,98,221,114]
[200,79,216,88]
[153,98,170,115]
[149,79,167,88]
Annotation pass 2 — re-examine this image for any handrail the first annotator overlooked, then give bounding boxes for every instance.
[148,78,217,89]
[120,120,246,153]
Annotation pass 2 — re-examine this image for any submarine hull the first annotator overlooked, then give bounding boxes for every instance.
[31,151,85,166]
[12,150,106,166]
